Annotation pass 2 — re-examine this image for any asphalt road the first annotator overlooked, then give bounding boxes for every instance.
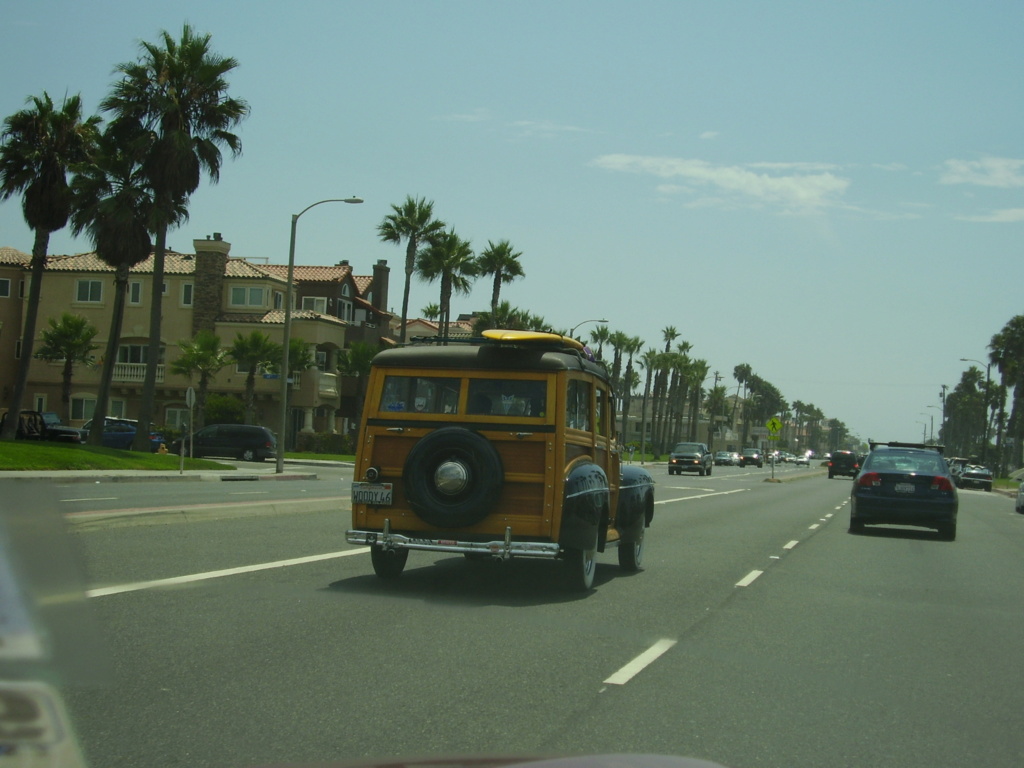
[8,465,1024,768]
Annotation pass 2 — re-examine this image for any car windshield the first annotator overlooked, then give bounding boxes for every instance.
[673,443,702,453]
[866,450,947,474]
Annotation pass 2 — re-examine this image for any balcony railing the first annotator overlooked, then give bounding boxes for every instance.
[112,362,164,384]
[318,372,338,398]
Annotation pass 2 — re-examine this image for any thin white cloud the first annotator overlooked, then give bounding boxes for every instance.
[699,131,719,140]
[940,157,1024,187]
[592,154,850,211]
[956,207,1024,223]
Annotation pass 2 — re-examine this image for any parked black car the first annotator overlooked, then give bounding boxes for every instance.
[0,410,83,442]
[172,424,277,462]
[828,450,860,478]
[668,442,713,476]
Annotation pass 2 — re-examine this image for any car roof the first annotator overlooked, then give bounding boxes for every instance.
[372,342,609,382]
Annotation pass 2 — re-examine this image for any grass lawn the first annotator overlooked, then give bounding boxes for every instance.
[0,441,230,471]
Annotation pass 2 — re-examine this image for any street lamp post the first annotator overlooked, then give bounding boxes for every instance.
[276,197,363,474]
[569,318,608,339]
[960,357,992,464]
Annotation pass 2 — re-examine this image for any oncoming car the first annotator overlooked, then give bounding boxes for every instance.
[346,330,656,590]
[849,441,958,540]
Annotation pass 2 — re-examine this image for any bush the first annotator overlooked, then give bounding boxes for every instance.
[295,431,354,455]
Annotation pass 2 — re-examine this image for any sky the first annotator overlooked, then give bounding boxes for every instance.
[2,0,1021,444]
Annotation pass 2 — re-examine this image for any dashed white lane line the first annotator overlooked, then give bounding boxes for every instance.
[736,570,764,587]
[603,639,678,685]
[809,523,820,530]
[654,488,749,505]
[86,548,371,598]
[783,540,799,550]
[61,497,118,503]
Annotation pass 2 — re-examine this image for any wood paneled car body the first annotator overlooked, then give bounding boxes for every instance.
[346,330,655,590]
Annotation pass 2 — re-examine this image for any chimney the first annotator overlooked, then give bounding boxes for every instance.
[372,259,389,314]
[192,236,231,336]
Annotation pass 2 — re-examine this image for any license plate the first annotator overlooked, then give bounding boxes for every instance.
[351,482,393,505]
[894,483,915,494]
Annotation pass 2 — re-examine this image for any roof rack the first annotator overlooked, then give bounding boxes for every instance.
[868,440,944,455]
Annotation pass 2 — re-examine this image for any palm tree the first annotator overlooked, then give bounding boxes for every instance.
[101,23,249,449]
[416,229,476,339]
[169,330,229,431]
[337,341,378,431]
[471,300,530,334]
[69,129,156,446]
[0,92,100,441]
[34,313,99,421]
[377,196,446,343]
[989,315,1024,471]
[731,362,752,429]
[588,325,611,360]
[619,335,644,440]
[229,331,281,425]
[475,239,525,316]
[421,303,441,322]
[637,348,659,461]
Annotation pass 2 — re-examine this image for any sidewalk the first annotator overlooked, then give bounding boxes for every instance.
[0,457,350,483]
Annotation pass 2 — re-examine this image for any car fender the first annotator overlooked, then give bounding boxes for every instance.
[559,459,608,553]
[616,464,655,540]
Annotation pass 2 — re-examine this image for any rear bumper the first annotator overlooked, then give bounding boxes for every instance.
[851,496,957,528]
[346,521,561,560]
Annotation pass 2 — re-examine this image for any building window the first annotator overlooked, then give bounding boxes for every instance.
[109,400,127,418]
[340,300,353,321]
[301,296,327,313]
[15,340,21,359]
[128,281,143,305]
[230,286,265,308]
[76,279,102,303]
[315,350,328,371]
[165,407,190,430]
[118,344,148,364]
[0,278,9,298]
[273,291,283,310]
[71,397,96,421]
[181,283,193,306]
[19,280,25,298]
[33,395,46,411]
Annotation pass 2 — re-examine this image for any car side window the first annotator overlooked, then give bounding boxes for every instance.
[466,379,546,417]
[566,379,592,431]
[380,375,461,413]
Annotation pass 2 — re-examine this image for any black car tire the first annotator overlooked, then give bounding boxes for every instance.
[698,467,706,476]
[370,546,409,578]
[938,523,957,541]
[706,465,712,476]
[404,427,504,528]
[849,519,864,534]
[565,546,596,590]
[618,529,644,572]
[828,471,835,479]
[241,447,256,462]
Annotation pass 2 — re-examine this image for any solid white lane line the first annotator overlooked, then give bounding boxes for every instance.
[86,548,371,598]
[783,540,799,550]
[654,489,749,505]
[736,570,763,587]
[603,639,678,685]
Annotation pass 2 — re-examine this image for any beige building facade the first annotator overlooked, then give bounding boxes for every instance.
[0,236,391,448]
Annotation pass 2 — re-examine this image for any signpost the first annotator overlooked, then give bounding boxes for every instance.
[766,417,782,479]
[180,386,196,474]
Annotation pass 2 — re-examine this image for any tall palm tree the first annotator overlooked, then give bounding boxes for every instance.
[990,315,1024,471]
[588,324,611,360]
[337,341,378,432]
[229,331,281,425]
[0,92,100,440]
[619,335,644,440]
[475,239,525,316]
[70,130,155,446]
[421,303,441,322]
[416,229,476,339]
[731,362,752,429]
[34,313,99,421]
[169,330,229,431]
[638,348,659,460]
[377,196,446,343]
[102,23,249,449]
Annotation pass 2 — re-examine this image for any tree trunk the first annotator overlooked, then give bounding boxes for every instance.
[133,226,166,449]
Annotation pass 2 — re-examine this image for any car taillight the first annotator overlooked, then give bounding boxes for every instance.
[857,472,881,487]
[931,476,955,492]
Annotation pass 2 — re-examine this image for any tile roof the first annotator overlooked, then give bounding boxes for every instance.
[260,264,353,283]
[0,246,30,265]
[216,309,349,327]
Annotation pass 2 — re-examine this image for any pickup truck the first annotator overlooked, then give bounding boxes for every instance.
[668,441,713,476]
[0,411,83,442]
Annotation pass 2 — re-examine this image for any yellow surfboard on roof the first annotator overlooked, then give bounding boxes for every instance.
[481,329,585,351]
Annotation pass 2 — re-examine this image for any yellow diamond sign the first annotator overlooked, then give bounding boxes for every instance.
[766,417,783,434]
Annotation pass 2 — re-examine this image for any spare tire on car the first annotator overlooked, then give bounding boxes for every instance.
[402,427,504,528]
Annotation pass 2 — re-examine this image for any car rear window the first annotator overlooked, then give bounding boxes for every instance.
[866,451,945,474]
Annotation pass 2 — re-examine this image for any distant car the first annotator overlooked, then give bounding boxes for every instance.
[714,451,734,466]
[849,441,958,539]
[81,417,165,452]
[739,448,763,468]
[957,465,993,492]
[668,442,713,476]
[40,412,87,443]
[172,423,277,462]
[794,453,810,466]
[729,451,742,465]
[828,450,860,479]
